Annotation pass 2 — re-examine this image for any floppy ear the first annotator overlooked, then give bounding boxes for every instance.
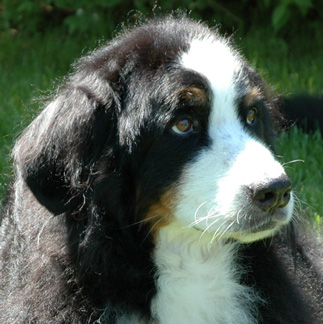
[13,69,120,215]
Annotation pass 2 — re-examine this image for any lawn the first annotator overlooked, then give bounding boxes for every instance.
[0,24,322,225]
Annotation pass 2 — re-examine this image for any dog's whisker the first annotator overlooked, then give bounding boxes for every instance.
[236,209,242,225]
[141,217,167,244]
[206,206,221,219]
[209,223,226,244]
[282,159,305,166]
[200,217,225,241]
[290,192,314,224]
[190,212,222,228]
[119,214,161,229]
[198,205,217,228]
[188,209,221,227]
[218,221,235,241]
[193,200,208,223]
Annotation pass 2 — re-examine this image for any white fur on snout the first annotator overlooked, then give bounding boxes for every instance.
[214,136,290,215]
[174,122,294,242]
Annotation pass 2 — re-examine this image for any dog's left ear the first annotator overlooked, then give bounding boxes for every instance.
[13,68,121,215]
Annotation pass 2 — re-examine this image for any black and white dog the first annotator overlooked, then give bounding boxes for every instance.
[0,15,322,324]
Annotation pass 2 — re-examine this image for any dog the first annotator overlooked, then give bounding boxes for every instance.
[0,15,322,324]
[281,95,323,133]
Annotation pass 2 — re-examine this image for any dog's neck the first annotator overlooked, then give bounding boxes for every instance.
[151,221,259,324]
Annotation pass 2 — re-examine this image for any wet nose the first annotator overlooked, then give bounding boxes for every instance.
[251,176,292,213]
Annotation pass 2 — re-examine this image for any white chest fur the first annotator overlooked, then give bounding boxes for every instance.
[150,222,259,324]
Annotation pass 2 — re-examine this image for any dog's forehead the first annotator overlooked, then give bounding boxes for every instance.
[180,37,253,125]
[180,37,242,92]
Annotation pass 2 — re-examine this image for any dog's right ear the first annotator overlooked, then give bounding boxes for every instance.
[13,61,122,215]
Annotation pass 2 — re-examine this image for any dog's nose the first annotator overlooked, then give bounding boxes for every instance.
[251,176,292,213]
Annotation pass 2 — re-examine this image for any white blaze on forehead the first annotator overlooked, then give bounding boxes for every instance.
[181,37,243,127]
[181,37,241,91]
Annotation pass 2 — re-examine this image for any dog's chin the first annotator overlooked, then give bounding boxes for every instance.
[189,208,292,244]
[211,204,294,243]
[225,220,286,243]
[191,215,290,244]
[189,219,286,244]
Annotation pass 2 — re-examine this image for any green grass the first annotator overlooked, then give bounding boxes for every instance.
[0,26,322,225]
[239,28,322,95]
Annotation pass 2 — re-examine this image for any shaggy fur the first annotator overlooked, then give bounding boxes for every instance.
[0,15,322,324]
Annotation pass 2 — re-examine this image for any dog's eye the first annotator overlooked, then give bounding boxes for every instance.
[246,108,257,125]
[172,118,194,134]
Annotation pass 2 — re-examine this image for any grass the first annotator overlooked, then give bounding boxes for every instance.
[0,25,322,225]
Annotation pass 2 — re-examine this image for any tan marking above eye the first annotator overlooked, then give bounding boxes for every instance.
[244,87,263,107]
[179,87,208,106]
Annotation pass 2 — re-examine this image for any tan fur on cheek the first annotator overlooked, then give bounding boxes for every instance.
[144,189,177,239]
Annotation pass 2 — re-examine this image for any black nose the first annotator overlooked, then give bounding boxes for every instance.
[251,176,292,213]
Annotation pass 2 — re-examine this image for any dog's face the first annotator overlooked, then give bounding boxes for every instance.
[133,35,293,243]
[15,17,293,244]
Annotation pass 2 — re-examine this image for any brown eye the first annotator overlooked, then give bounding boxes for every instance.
[172,118,194,134]
[246,108,257,125]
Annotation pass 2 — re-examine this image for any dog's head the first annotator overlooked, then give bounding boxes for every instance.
[13,16,293,243]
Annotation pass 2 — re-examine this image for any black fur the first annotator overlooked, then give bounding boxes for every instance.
[280,95,323,133]
[0,15,322,324]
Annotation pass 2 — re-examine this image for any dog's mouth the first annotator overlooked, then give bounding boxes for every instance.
[228,215,289,243]
[207,207,292,243]
[190,216,284,244]
[250,219,279,233]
